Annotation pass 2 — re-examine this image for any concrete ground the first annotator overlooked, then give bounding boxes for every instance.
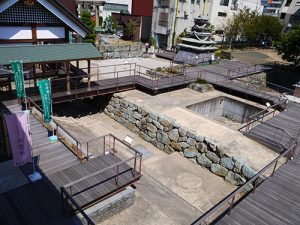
[116,89,279,172]
[231,49,286,64]
[55,111,235,225]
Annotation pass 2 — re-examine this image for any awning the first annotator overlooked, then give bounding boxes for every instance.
[0,43,102,66]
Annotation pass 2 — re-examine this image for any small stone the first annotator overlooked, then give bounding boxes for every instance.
[196,154,212,168]
[179,136,187,142]
[149,112,157,120]
[172,122,180,128]
[184,148,198,158]
[195,135,205,142]
[156,142,165,150]
[178,127,187,137]
[147,124,157,133]
[133,112,142,120]
[233,158,245,173]
[146,117,153,123]
[112,97,120,103]
[164,145,174,154]
[153,120,163,130]
[141,109,148,116]
[168,129,179,142]
[187,138,196,146]
[186,131,196,139]
[180,142,190,149]
[158,116,171,127]
[171,142,182,151]
[216,145,227,157]
[157,130,170,145]
[220,157,234,170]
[242,164,256,180]
[163,125,173,132]
[206,151,220,164]
[106,105,114,112]
[113,109,122,117]
[208,142,217,152]
[211,164,228,177]
[120,100,128,108]
[148,132,157,138]
[139,132,151,142]
[196,142,207,153]
[141,118,147,125]
[128,117,136,124]
[116,117,125,124]
[126,122,135,131]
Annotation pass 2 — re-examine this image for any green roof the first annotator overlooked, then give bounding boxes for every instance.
[0,43,102,65]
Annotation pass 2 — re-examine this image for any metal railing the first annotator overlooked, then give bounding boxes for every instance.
[60,133,142,223]
[191,140,298,225]
[227,62,274,79]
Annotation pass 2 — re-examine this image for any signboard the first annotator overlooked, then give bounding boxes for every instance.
[37,79,51,123]
[5,112,31,167]
[10,61,25,99]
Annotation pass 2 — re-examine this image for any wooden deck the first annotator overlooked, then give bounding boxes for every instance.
[0,102,141,225]
[214,145,300,225]
[246,102,300,153]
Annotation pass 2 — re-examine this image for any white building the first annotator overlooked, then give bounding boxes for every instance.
[151,0,263,49]
[262,0,284,17]
[279,0,300,28]
[76,0,132,27]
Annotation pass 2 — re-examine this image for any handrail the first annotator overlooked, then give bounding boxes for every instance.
[191,140,298,225]
[61,187,95,225]
[63,155,138,189]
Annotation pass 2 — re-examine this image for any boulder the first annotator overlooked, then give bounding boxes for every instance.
[233,158,246,173]
[186,131,196,139]
[242,164,256,180]
[158,116,171,127]
[196,154,212,168]
[206,151,220,164]
[153,120,163,130]
[156,130,170,145]
[196,142,207,153]
[184,148,198,158]
[220,157,234,170]
[195,135,205,142]
[149,112,158,121]
[147,124,157,133]
[180,142,190,149]
[211,164,228,177]
[171,142,182,151]
[156,141,165,150]
[216,145,227,157]
[178,127,187,137]
[106,105,114,112]
[179,136,187,142]
[113,109,122,117]
[187,138,196,147]
[225,171,246,186]
[168,129,179,142]
[133,112,142,120]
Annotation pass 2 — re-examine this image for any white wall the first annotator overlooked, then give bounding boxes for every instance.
[0,26,32,39]
[36,27,65,39]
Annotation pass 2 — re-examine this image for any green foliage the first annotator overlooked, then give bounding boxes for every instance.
[124,19,137,40]
[80,10,95,30]
[102,16,118,34]
[276,26,300,66]
[80,10,96,43]
[222,8,283,46]
[196,79,207,84]
[179,29,188,38]
[149,37,157,47]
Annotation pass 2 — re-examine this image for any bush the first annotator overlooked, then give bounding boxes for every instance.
[215,50,232,60]
[196,79,208,84]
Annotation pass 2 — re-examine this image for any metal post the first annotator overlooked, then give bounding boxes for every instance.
[86,142,89,160]
[103,136,106,155]
[271,160,278,176]
[116,165,119,185]
[133,153,137,178]
[228,194,236,215]
[252,178,259,194]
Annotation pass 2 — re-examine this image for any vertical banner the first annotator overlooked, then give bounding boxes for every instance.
[10,61,25,99]
[37,79,51,123]
[5,112,31,167]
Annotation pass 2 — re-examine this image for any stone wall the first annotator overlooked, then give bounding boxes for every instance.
[236,72,267,89]
[98,43,145,59]
[76,187,135,225]
[104,94,257,186]
[188,83,215,93]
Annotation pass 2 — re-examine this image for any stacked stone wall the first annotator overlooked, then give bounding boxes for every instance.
[104,94,257,186]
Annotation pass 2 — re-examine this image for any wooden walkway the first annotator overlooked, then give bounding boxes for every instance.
[0,102,141,225]
[214,145,300,225]
[246,102,300,153]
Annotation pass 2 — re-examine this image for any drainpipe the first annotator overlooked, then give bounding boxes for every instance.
[172,0,179,50]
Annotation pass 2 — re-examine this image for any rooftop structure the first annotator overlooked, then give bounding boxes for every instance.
[0,0,91,46]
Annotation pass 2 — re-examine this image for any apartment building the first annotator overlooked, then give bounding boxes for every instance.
[279,0,300,27]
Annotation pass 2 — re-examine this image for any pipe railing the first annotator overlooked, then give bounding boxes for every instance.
[191,140,298,225]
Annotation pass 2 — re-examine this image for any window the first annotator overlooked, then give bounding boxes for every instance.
[285,0,292,6]
[280,13,286,19]
[158,12,168,27]
[218,12,227,17]
[220,0,229,6]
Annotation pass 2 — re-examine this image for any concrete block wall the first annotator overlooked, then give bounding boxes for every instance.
[104,94,257,186]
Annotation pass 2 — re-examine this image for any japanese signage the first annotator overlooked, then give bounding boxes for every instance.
[10,61,25,99]
[38,79,52,123]
[5,112,32,167]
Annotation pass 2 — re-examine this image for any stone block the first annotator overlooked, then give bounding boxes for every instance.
[153,120,163,130]
[133,112,142,120]
[180,142,190,149]
[106,105,114,112]
[225,171,246,186]
[184,148,198,158]
[186,131,196,139]
[168,129,179,142]
[196,154,212,168]
[233,158,245,173]
[220,157,234,170]
[206,151,220,164]
[147,124,157,133]
[179,136,187,142]
[196,142,207,153]
[178,127,187,137]
[149,112,158,121]
[242,164,256,180]
[171,142,182,151]
[113,109,122,117]
[187,138,196,147]
[156,130,170,145]
[211,164,228,177]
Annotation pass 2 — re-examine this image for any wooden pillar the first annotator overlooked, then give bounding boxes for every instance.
[76,61,79,77]
[32,64,37,87]
[42,64,45,79]
[87,60,91,90]
[66,61,71,95]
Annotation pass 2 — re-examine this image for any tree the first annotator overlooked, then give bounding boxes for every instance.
[276,26,300,66]
[80,10,96,43]
[124,19,137,40]
[102,16,118,34]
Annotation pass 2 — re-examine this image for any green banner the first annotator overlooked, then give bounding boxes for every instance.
[38,79,51,123]
[10,61,25,99]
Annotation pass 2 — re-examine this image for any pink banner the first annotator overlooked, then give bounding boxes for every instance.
[5,112,32,167]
